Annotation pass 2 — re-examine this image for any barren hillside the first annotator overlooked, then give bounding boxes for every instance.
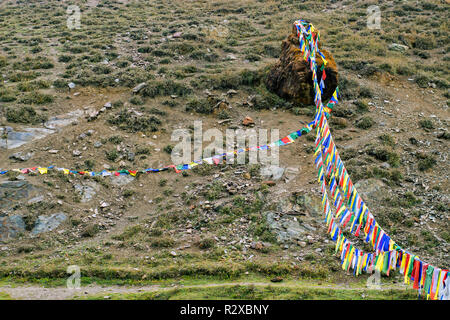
[0,0,448,300]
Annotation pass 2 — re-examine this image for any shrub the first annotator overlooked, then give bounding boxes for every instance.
[195,238,216,249]
[358,86,373,98]
[141,80,192,98]
[419,119,434,130]
[250,86,292,110]
[58,55,72,63]
[0,56,7,68]
[151,237,175,248]
[366,146,400,167]
[9,71,40,82]
[108,109,162,133]
[81,225,99,238]
[105,150,119,162]
[6,106,47,124]
[338,77,359,99]
[355,116,375,129]
[84,159,95,170]
[108,135,123,144]
[416,75,430,88]
[13,56,54,70]
[0,89,16,102]
[413,36,435,50]
[378,134,395,147]
[185,96,219,114]
[53,79,68,88]
[19,91,54,104]
[129,96,144,105]
[196,68,264,90]
[123,190,135,198]
[418,155,436,171]
[163,144,174,154]
[354,100,368,112]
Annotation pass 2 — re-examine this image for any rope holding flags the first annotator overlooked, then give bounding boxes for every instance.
[295,18,448,300]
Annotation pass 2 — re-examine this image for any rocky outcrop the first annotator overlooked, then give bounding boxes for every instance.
[0,215,26,240]
[0,180,40,211]
[266,25,338,105]
[31,213,67,235]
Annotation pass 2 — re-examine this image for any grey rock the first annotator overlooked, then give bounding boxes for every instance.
[265,211,310,243]
[0,180,40,210]
[72,150,82,157]
[0,127,55,149]
[284,167,299,182]
[292,192,322,217]
[0,215,25,240]
[110,175,135,186]
[31,213,67,235]
[74,182,98,202]
[94,141,103,148]
[298,241,307,247]
[9,152,33,162]
[44,110,84,130]
[354,179,388,204]
[132,82,147,94]
[260,165,285,181]
[27,195,44,205]
[388,43,408,52]
[381,162,391,169]
[127,152,135,162]
[1,110,83,149]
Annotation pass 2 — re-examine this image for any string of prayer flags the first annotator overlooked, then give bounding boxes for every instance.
[295,18,448,300]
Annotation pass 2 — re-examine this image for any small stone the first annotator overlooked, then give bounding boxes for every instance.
[262,180,276,186]
[100,201,109,208]
[127,152,135,162]
[381,162,391,169]
[172,31,182,38]
[94,141,103,148]
[388,43,408,52]
[28,195,44,204]
[242,116,254,126]
[270,276,283,283]
[132,82,147,94]
[170,251,177,256]
[250,241,263,250]
[72,150,81,157]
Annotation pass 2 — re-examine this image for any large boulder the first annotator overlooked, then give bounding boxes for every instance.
[266,25,338,105]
